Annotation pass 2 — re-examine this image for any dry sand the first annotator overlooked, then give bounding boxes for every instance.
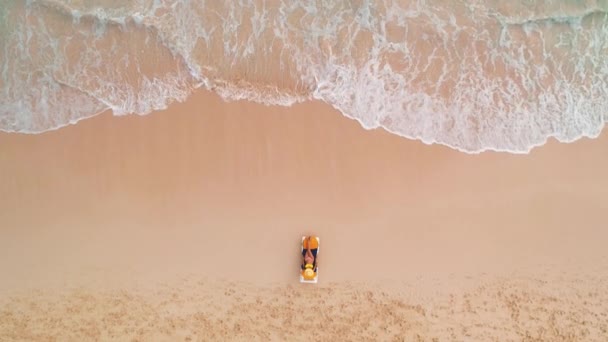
[1,91,608,340]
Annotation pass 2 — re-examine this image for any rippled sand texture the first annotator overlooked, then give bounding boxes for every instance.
[1,272,607,341]
[1,1,607,151]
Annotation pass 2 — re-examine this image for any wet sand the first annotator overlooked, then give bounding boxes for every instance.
[1,90,607,340]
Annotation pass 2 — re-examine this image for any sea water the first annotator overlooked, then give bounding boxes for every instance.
[1,0,607,153]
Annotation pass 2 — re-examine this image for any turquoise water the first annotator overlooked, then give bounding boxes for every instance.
[0,0,607,153]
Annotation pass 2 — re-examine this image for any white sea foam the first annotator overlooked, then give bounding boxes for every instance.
[1,0,607,153]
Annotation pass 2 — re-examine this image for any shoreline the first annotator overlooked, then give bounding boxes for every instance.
[4,92,606,155]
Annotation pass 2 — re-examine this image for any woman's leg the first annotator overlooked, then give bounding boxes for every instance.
[302,237,316,268]
[305,248,313,260]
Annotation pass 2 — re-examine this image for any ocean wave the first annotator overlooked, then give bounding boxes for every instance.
[1,0,607,153]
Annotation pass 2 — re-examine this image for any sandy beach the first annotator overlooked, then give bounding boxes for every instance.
[1,90,607,340]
